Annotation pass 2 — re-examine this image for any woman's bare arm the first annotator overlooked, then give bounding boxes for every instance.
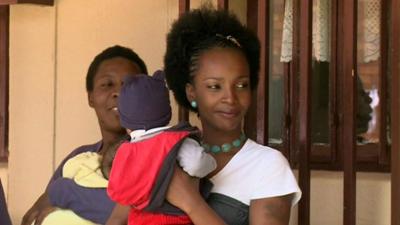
[249,194,293,225]
[105,203,130,225]
[21,192,56,225]
[166,165,226,225]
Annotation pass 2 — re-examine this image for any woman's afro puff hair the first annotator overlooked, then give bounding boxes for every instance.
[164,7,260,111]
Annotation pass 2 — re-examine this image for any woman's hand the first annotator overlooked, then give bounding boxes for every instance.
[105,203,130,225]
[166,165,226,225]
[21,192,56,225]
[166,165,200,212]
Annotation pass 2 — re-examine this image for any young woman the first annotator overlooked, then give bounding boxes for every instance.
[164,7,301,225]
[21,45,148,225]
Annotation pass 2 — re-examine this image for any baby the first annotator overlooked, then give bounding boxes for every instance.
[105,70,216,225]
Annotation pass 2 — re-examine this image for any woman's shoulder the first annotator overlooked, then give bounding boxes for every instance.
[241,139,288,164]
[235,139,292,175]
[67,141,102,159]
[210,139,298,206]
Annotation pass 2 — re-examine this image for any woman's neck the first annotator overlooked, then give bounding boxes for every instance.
[201,126,243,147]
[100,129,126,153]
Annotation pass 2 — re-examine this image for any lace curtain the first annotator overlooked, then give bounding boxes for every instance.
[363,0,380,63]
[280,0,293,62]
[312,0,331,62]
[280,0,381,63]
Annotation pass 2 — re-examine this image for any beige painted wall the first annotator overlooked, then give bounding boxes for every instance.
[4,1,391,225]
[9,4,56,224]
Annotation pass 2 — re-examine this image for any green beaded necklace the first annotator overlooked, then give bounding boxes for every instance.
[202,133,247,154]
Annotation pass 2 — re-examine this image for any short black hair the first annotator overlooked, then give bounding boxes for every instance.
[164,7,260,111]
[86,45,148,92]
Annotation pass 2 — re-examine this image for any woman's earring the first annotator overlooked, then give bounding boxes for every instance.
[190,100,197,109]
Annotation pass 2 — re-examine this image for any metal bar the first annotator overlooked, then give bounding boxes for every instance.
[244,0,269,145]
[391,0,400,224]
[283,63,291,159]
[378,0,389,164]
[217,0,229,10]
[255,0,269,145]
[178,0,190,122]
[244,0,258,141]
[0,0,53,5]
[179,0,189,16]
[297,0,312,224]
[0,0,14,4]
[342,0,357,224]
[0,5,8,162]
[290,0,300,166]
[329,0,339,164]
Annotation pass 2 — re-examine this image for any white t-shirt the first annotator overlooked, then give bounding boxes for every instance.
[210,139,301,206]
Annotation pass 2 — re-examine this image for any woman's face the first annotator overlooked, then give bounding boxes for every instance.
[88,57,141,135]
[186,47,251,133]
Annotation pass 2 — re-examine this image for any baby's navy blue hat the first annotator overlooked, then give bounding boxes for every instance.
[118,70,171,130]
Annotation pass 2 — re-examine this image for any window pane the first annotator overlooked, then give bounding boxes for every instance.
[268,0,286,145]
[311,0,332,144]
[356,0,380,144]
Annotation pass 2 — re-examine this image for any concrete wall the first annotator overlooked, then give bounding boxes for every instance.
[3,1,391,225]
